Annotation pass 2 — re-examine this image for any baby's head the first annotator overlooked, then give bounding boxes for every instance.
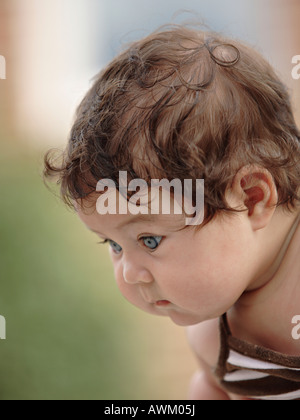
[44,25,300,325]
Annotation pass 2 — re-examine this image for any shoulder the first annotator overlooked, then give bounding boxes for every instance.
[186,317,221,369]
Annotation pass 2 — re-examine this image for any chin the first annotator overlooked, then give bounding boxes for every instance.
[168,310,204,327]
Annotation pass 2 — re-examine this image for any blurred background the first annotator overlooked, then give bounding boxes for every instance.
[0,0,299,400]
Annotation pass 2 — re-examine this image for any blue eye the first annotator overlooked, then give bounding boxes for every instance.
[97,236,163,254]
[109,240,123,254]
[142,236,163,250]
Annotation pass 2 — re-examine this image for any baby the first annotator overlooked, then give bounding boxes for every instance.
[44,25,300,400]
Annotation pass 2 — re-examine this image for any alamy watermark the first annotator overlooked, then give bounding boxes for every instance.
[292,55,300,80]
[96,171,205,226]
[0,55,6,80]
[0,316,6,340]
[291,316,300,340]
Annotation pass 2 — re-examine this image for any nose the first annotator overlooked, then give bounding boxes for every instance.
[122,257,154,285]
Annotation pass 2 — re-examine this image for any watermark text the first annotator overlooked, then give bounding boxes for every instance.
[0,316,6,340]
[96,172,205,226]
[291,315,300,340]
[0,55,6,80]
[104,403,195,417]
[292,55,300,80]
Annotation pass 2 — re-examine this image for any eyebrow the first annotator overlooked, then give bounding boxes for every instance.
[88,214,159,235]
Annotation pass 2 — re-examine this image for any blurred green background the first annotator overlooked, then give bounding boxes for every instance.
[0,135,145,399]
[0,134,195,400]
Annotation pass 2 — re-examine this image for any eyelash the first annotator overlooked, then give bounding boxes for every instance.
[97,239,109,246]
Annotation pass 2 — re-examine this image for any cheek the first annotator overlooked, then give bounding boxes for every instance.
[195,248,251,312]
[197,225,251,279]
[161,237,249,313]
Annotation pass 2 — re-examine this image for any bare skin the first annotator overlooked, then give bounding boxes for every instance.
[75,164,300,400]
[187,177,300,400]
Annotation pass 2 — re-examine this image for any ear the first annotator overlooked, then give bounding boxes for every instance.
[225,165,278,231]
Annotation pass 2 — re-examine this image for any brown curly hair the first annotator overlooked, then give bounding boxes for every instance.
[43,24,300,228]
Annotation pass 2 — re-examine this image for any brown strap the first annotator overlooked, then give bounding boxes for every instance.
[214,314,230,379]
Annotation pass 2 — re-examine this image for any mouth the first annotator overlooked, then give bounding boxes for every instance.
[155,300,171,307]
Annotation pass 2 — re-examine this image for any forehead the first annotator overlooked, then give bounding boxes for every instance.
[74,196,187,234]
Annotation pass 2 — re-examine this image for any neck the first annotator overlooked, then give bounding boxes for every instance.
[230,207,300,354]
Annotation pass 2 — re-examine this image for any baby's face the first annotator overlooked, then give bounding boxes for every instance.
[76,195,257,326]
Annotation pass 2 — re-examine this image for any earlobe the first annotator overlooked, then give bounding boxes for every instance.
[226,165,278,231]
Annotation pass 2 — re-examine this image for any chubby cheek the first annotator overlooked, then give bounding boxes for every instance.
[202,265,250,315]
[161,250,247,318]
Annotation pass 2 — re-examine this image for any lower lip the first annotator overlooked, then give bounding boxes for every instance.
[155,300,171,307]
